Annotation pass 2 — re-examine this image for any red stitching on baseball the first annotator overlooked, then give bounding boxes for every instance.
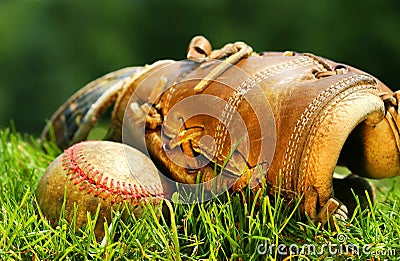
[62,142,164,205]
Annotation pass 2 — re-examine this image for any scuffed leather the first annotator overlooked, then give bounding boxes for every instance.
[111,48,395,218]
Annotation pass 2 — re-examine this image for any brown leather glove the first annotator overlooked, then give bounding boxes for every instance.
[41,36,400,224]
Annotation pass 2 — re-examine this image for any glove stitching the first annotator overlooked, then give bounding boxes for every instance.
[214,56,317,168]
[300,85,377,194]
[282,74,377,194]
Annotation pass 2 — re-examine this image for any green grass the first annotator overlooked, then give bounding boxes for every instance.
[1,127,400,260]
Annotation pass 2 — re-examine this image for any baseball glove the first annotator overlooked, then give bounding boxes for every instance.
[41,36,400,225]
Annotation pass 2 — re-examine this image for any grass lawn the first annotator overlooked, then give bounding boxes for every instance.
[0,126,399,260]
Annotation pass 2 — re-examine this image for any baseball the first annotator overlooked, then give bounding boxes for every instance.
[36,140,165,239]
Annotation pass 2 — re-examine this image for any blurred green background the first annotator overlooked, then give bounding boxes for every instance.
[0,0,399,135]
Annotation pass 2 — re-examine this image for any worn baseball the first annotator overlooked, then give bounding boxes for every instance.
[36,140,165,239]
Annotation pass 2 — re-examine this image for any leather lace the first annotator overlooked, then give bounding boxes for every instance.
[187,36,254,92]
[380,91,400,153]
